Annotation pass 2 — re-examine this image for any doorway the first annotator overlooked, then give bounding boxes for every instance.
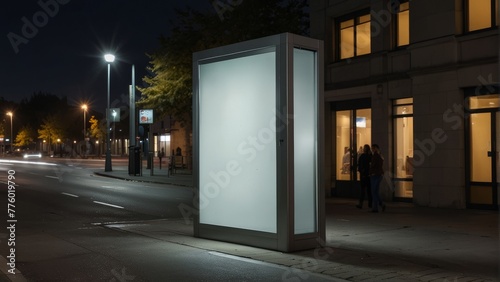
[466,94,499,210]
[333,99,371,197]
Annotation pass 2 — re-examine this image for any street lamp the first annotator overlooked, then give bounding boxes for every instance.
[81,104,87,139]
[6,112,13,152]
[104,53,115,171]
[57,138,61,157]
[128,64,137,175]
[81,104,88,158]
[96,140,100,157]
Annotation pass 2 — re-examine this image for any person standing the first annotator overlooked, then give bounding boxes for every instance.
[356,144,372,209]
[158,147,165,169]
[341,147,351,174]
[370,144,386,213]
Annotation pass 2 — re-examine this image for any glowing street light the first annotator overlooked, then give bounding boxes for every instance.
[104,54,115,63]
[82,104,88,158]
[57,138,61,157]
[104,53,115,171]
[81,104,87,139]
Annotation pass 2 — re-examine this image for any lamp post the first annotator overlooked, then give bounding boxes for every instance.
[6,112,13,152]
[57,138,61,157]
[81,104,87,158]
[96,140,100,157]
[81,104,87,139]
[104,54,115,171]
[128,64,137,175]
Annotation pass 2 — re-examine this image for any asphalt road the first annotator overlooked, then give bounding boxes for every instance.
[0,158,337,281]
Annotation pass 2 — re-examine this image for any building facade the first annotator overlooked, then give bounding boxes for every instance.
[149,115,192,169]
[310,0,499,209]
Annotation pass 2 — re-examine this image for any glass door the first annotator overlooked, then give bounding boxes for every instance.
[466,94,499,209]
[492,112,500,209]
[497,112,500,207]
[393,98,414,200]
[469,113,493,205]
[335,107,371,196]
[336,110,354,182]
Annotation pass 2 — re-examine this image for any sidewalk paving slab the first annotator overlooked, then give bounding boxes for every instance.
[93,167,499,282]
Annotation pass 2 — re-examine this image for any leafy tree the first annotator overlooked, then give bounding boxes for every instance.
[38,115,63,154]
[89,116,106,156]
[14,126,35,148]
[138,0,308,120]
[89,115,105,142]
[0,122,5,141]
[138,0,308,156]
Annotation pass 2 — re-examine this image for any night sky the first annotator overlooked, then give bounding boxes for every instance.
[1,0,212,113]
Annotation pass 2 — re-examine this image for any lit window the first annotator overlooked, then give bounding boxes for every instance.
[468,94,500,110]
[393,98,414,199]
[397,2,410,46]
[339,14,371,59]
[340,20,354,59]
[467,0,499,32]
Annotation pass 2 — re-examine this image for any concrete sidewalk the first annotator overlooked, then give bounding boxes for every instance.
[95,164,194,187]
[94,167,499,282]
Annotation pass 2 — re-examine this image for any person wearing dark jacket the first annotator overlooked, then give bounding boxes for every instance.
[370,144,386,213]
[356,144,372,209]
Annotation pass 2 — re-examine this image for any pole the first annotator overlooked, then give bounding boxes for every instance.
[83,108,86,158]
[128,64,137,175]
[83,109,86,140]
[10,115,12,151]
[131,64,135,145]
[149,127,153,176]
[105,63,112,171]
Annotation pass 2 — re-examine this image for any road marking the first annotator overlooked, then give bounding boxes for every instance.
[61,192,79,198]
[102,185,125,189]
[93,201,124,209]
[45,176,59,180]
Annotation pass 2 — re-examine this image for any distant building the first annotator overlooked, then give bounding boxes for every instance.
[310,0,499,209]
[149,115,191,169]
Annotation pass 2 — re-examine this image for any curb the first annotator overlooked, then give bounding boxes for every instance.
[93,171,194,188]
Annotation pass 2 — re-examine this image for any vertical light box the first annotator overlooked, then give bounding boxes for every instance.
[193,33,324,252]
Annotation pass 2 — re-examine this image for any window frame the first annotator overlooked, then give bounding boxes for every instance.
[336,10,372,60]
[395,0,410,48]
[392,98,414,201]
